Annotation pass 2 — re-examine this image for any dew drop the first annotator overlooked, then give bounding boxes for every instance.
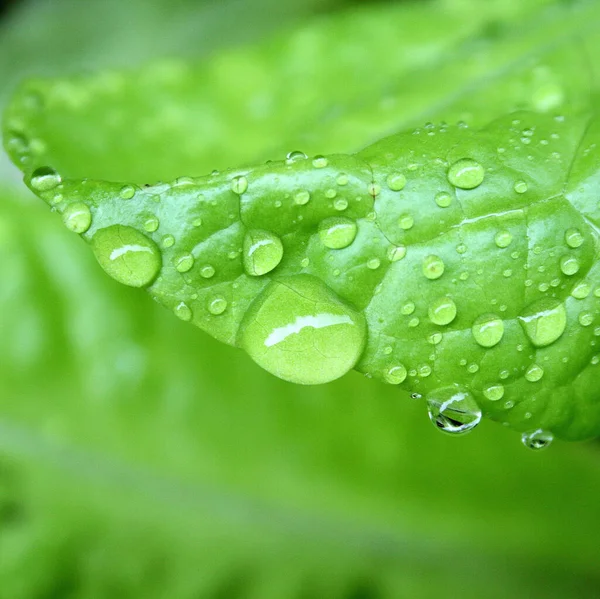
[294,190,310,205]
[565,228,584,248]
[434,191,452,208]
[239,274,366,384]
[521,429,553,451]
[384,364,407,385]
[336,174,349,186]
[401,302,416,315]
[30,166,61,192]
[243,229,284,276]
[495,230,513,248]
[422,255,445,280]
[92,225,161,288]
[471,314,505,347]
[366,258,381,270]
[386,173,407,191]
[483,384,505,401]
[312,155,329,169]
[571,281,591,299]
[428,332,443,345]
[119,184,136,200]
[447,159,485,189]
[560,255,580,276]
[525,363,544,382]
[144,216,160,233]
[514,180,528,194]
[387,245,407,262]
[286,150,307,164]
[62,202,91,234]
[398,214,414,230]
[426,385,482,435]
[231,175,248,195]
[208,295,228,315]
[519,298,566,347]
[200,265,215,279]
[162,234,175,248]
[175,253,194,273]
[334,198,349,211]
[578,311,594,327]
[318,217,357,250]
[418,364,432,377]
[428,296,457,326]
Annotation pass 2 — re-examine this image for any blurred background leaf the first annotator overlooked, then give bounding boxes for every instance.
[1,1,600,598]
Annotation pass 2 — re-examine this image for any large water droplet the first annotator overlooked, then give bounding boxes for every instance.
[471,314,504,348]
[387,245,407,262]
[519,298,567,347]
[483,384,504,401]
[62,202,91,233]
[175,253,194,273]
[565,228,584,248]
[428,296,457,325]
[239,274,367,384]
[426,385,482,435]
[318,217,357,250]
[243,229,284,276]
[92,225,161,287]
[521,429,553,450]
[447,159,485,190]
[30,166,61,192]
[422,255,445,280]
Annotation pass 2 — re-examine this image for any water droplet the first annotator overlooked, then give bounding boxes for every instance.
[434,191,452,208]
[422,255,445,280]
[426,386,482,435]
[294,190,310,205]
[384,364,407,384]
[336,174,349,186]
[239,274,366,384]
[514,180,528,194]
[578,311,594,327]
[560,255,580,276]
[368,183,381,197]
[519,298,566,347]
[92,225,161,287]
[200,265,215,279]
[447,159,485,190]
[387,245,407,262]
[208,295,228,315]
[571,281,591,299]
[144,216,159,232]
[418,364,432,377]
[366,258,381,270]
[521,429,553,450]
[119,184,136,200]
[386,173,406,191]
[401,302,416,315]
[30,166,61,192]
[162,234,175,248]
[428,296,457,326]
[312,155,328,169]
[243,229,283,276]
[398,214,414,230]
[175,253,194,273]
[286,150,307,164]
[318,217,357,250]
[428,332,443,345]
[192,217,202,227]
[62,202,91,233]
[467,363,479,374]
[174,302,192,321]
[231,175,248,195]
[456,243,467,255]
[565,228,584,248]
[483,384,505,401]
[525,364,544,382]
[495,230,513,248]
[333,198,348,211]
[471,314,504,347]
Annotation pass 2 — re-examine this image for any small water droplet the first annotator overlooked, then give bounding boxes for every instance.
[514,180,528,194]
[319,217,357,250]
[231,175,248,195]
[401,302,416,315]
[471,313,505,348]
[578,311,594,327]
[174,302,192,321]
[521,429,553,450]
[483,384,505,401]
[565,228,584,248]
[428,296,457,326]
[162,234,175,248]
[92,225,161,287]
[286,150,307,164]
[175,253,194,273]
[426,385,482,435]
[428,332,443,345]
[366,257,381,270]
[386,173,406,191]
[447,159,485,190]
[200,265,215,278]
[294,190,310,206]
[434,191,452,208]
[525,364,544,382]
[571,281,591,299]
[387,245,407,262]
[422,255,445,280]
[334,198,349,211]
[30,166,61,192]
[519,298,566,347]
[62,202,91,233]
[336,174,349,186]
[384,364,407,384]
[239,274,366,384]
[312,155,328,169]
[560,255,580,276]
[144,216,159,233]
[418,364,432,377]
[119,184,136,200]
[208,295,228,315]
[495,230,513,248]
[398,214,414,230]
[243,229,284,276]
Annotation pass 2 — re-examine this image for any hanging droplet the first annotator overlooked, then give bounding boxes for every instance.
[62,202,91,234]
[231,175,248,195]
[518,298,567,347]
[239,274,367,385]
[471,314,504,348]
[521,429,553,450]
[428,296,457,326]
[422,255,445,280]
[208,295,228,315]
[384,364,407,385]
[92,225,161,287]
[426,385,482,435]
[447,159,485,189]
[318,217,357,250]
[30,166,61,192]
[243,229,284,276]
[386,173,407,191]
